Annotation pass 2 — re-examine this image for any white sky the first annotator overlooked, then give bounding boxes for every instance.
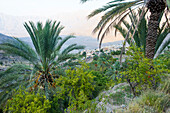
[0,0,124,42]
[0,0,111,16]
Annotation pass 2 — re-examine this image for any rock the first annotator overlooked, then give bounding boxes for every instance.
[88,83,133,113]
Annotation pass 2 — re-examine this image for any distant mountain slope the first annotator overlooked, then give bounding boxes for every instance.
[0,33,14,43]
[0,33,124,51]
[19,36,124,50]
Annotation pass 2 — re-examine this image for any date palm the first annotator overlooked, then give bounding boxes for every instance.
[114,8,169,55]
[81,0,168,59]
[146,0,166,59]
[0,20,84,106]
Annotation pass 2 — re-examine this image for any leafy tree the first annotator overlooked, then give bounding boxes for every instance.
[120,46,167,96]
[0,20,85,106]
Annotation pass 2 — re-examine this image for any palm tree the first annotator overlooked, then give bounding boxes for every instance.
[145,0,166,59]
[114,8,169,55]
[0,20,85,106]
[81,0,168,59]
[154,33,170,58]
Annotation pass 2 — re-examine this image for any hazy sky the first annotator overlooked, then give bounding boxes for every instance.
[0,0,111,16]
[0,0,124,42]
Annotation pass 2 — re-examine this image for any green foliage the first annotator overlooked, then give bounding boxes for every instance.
[157,49,170,69]
[90,51,122,92]
[93,54,98,60]
[91,71,114,98]
[120,46,167,96]
[4,87,51,113]
[167,0,170,8]
[82,51,86,58]
[90,51,117,73]
[110,50,122,55]
[0,61,3,65]
[55,62,95,112]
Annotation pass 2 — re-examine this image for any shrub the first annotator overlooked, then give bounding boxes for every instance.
[93,54,99,61]
[55,63,95,112]
[91,71,114,98]
[90,52,118,75]
[4,88,51,113]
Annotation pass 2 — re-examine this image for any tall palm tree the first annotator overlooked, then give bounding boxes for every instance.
[81,0,168,59]
[114,8,169,55]
[145,0,166,59]
[0,20,85,106]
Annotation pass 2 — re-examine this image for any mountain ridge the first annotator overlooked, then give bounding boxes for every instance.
[0,33,123,50]
[0,33,13,43]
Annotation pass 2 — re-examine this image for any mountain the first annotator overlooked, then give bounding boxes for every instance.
[0,33,124,52]
[0,33,14,43]
[19,36,123,50]
[0,13,45,37]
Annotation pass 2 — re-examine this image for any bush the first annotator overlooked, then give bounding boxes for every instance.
[91,71,114,98]
[4,88,51,113]
[55,63,95,112]
[90,53,117,75]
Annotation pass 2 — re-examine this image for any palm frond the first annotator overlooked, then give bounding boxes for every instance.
[54,54,78,67]
[61,44,85,55]
[138,14,147,51]
[0,38,38,64]
[114,24,131,44]
[93,1,141,33]
[55,35,75,52]
[0,64,31,107]
[154,33,170,59]
[98,6,142,48]
[80,0,89,3]
[24,22,40,55]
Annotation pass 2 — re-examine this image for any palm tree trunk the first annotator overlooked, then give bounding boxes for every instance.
[145,0,166,59]
[145,12,161,59]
